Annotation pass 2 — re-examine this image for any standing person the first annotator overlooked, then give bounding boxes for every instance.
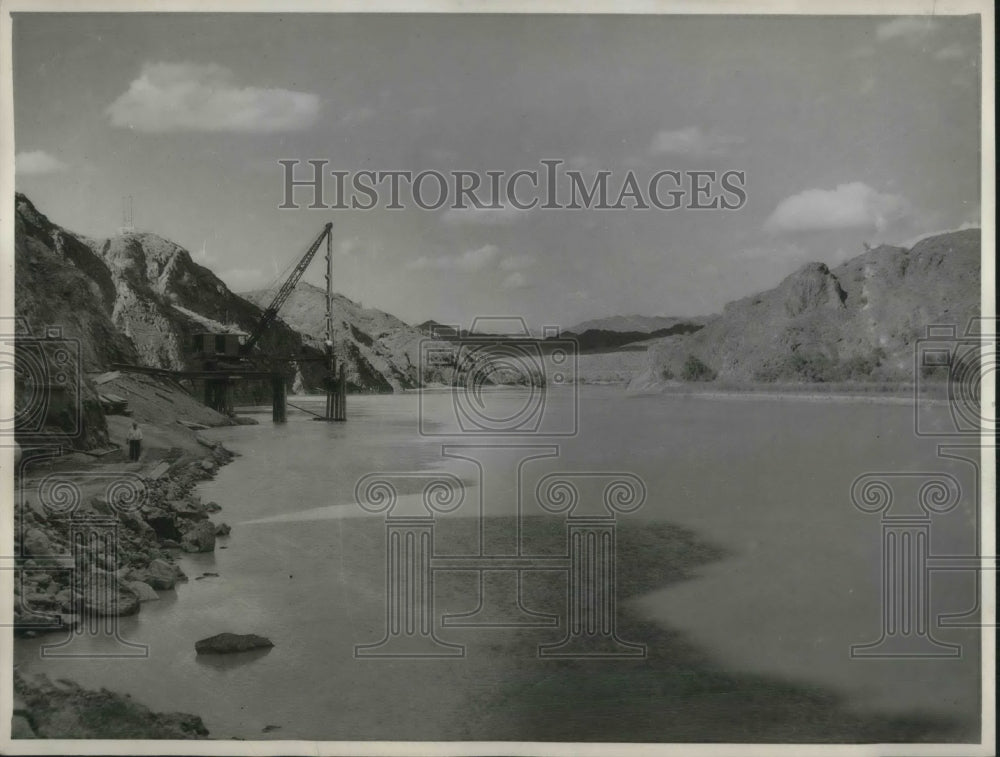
[127,421,143,462]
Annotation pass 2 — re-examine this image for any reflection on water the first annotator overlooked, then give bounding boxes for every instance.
[194,647,273,672]
[15,388,980,741]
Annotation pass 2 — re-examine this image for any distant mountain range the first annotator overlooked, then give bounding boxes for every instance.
[413,315,709,354]
[566,314,711,334]
[560,324,705,354]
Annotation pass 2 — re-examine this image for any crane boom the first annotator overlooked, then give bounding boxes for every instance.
[242,222,333,354]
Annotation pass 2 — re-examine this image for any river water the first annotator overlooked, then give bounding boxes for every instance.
[16,386,982,742]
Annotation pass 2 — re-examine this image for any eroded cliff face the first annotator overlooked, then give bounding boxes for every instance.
[15,195,136,371]
[14,196,124,448]
[634,229,980,386]
[87,231,315,373]
[15,193,321,380]
[15,194,315,446]
[14,193,441,421]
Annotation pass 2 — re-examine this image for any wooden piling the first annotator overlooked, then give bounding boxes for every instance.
[272,374,286,423]
[204,378,232,415]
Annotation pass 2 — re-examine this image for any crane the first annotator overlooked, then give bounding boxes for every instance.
[166,223,347,422]
[241,222,333,355]
[190,222,334,366]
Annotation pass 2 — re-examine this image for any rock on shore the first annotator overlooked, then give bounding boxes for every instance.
[13,444,234,634]
[181,520,217,553]
[13,673,209,739]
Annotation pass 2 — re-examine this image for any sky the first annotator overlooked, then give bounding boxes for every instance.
[12,13,982,329]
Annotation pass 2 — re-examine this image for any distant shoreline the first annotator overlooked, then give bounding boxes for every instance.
[625,381,949,405]
[271,381,949,406]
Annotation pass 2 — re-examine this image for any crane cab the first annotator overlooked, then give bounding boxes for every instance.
[191,332,245,360]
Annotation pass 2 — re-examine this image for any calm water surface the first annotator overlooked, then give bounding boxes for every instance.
[16,387,981,741]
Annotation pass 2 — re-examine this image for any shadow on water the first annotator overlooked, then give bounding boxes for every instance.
[428,516,976,743]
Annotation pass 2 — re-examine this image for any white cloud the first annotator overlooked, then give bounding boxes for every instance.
[876,17,937,44]
[649,127,743,157]
[764,182,911,234]
[16,150,68,175]
[405,244,499,272]
[501,272,528,290]
[499,254,536,271]
[107,62,320,133]
[440,205,525,225]
[934,44,966,61]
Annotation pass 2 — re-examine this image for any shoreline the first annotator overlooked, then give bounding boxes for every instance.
[625,385,931,405]
[623,377,952,405]
[394,380,943,405]
[13,392,244,739]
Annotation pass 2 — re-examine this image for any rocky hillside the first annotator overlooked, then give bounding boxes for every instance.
[14,193,458,416]
[632,229,980,386]
[88,230,312,376]
[14,196,124,447]
[242,283,431,392]
[15,193,316,373]
[15,195,137,372]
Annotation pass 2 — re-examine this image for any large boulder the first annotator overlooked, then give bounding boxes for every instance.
[119,509,156,537]
[21,527,55,558]
[195,633,274,655]
[53,588,75,613]
[142,558,185,590]
[124,580,160,602]
[169,498,208,520]
[80,571,140,617]
[181,521,216,553]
